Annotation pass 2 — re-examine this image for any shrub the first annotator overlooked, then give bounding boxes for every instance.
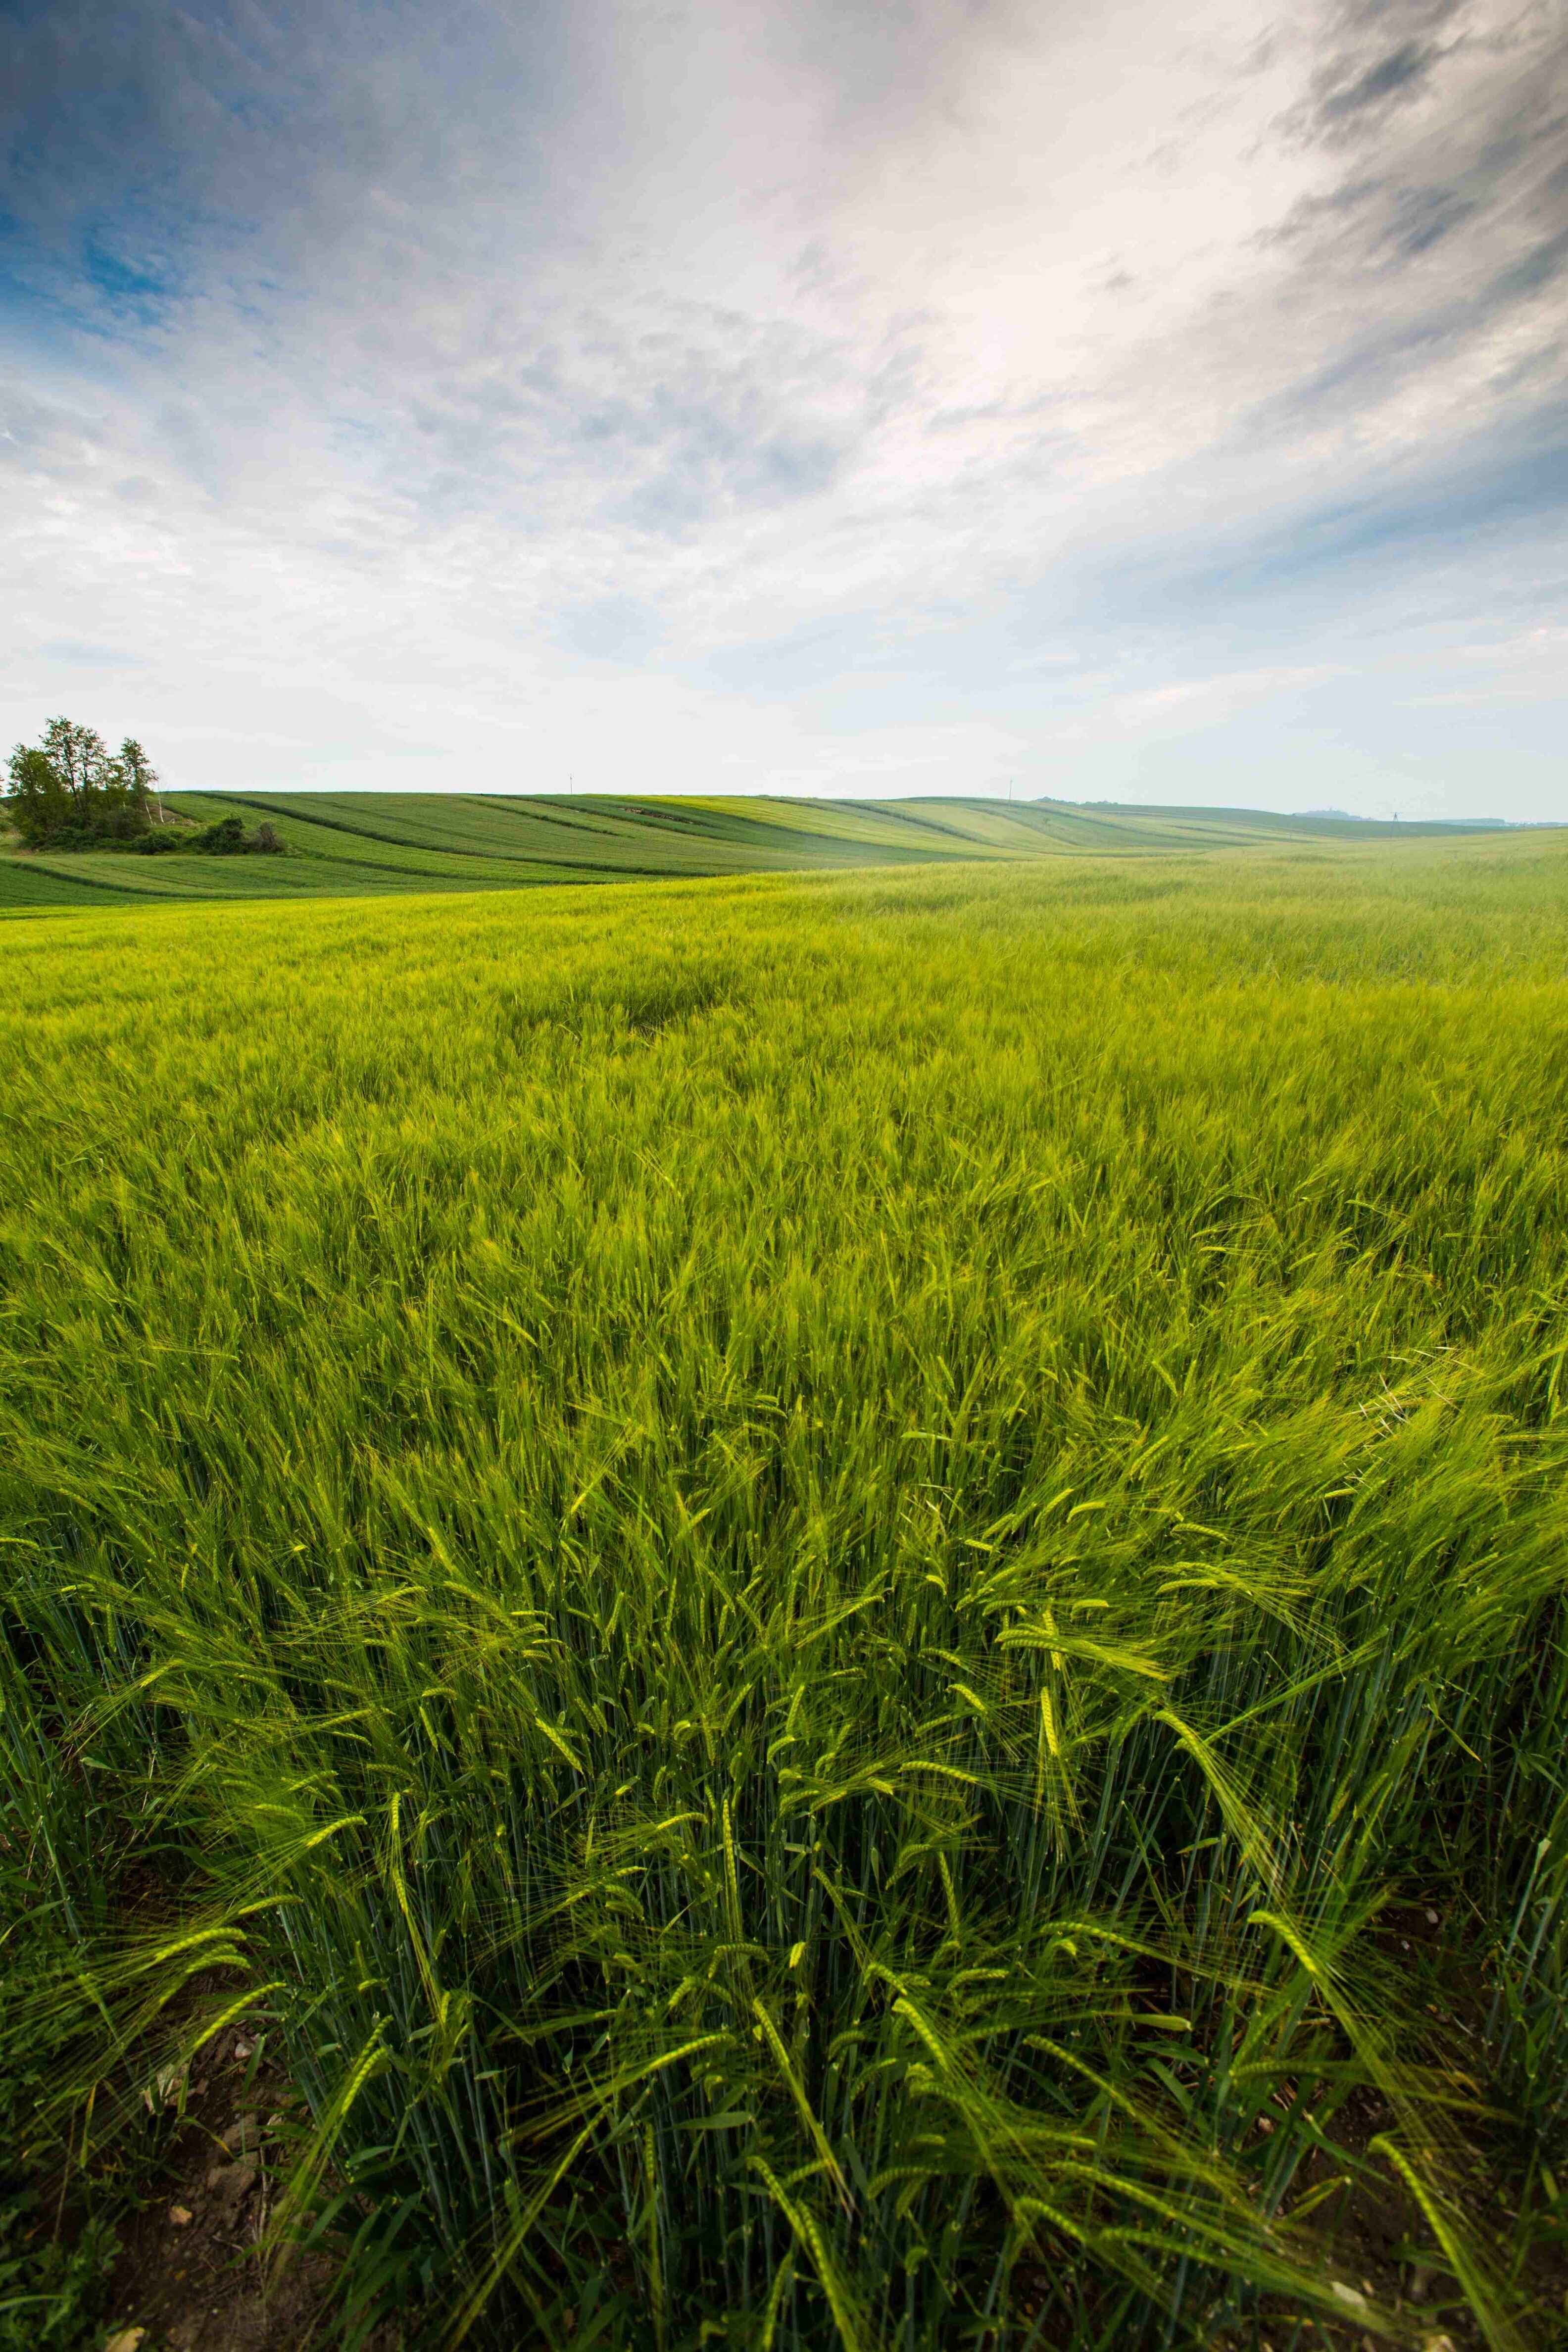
[188,815,287,856]
[192,815,250,855]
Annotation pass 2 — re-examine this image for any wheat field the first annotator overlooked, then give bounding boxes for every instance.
[3,836,1566,2349]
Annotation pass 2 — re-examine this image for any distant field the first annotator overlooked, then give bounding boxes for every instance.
[0,788,1505,910]
[3,837,1565,2351]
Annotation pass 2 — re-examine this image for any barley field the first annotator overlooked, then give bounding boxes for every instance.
[2,835,1566,2350]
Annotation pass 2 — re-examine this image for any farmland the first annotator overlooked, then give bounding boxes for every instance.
[0,788,1491,912]
[2,830,1566,2350]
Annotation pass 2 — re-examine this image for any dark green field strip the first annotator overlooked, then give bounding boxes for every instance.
[1081,799,1504,839]
[156,790,935,884]
[671,794,1021,858]
[469,795,836,865]
[0,849,299,908]
[283,788,1516,869]
[195,791,954,875]
[0,856,123,911]
[883,802,1160,855]
[0,843,592,911]
[1,843,517,910]
[178,792,632,869]
[169,792,741,879]
[166,792,611,884]
[216,791,705,865]
[0,790,1526,910]
[572,797,963,867]
[460,796,804,867]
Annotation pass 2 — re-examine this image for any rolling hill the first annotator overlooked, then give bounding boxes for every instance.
[0,789,1509,912]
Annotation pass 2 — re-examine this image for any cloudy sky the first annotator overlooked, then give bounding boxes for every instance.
[3,0,1566,814]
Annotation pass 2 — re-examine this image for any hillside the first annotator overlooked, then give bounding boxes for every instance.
[0,789,1506,911]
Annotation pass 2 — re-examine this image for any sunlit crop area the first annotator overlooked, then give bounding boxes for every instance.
[3,838,1566,2349]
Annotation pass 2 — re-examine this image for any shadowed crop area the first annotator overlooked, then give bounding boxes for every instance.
[2,838,1566,2350]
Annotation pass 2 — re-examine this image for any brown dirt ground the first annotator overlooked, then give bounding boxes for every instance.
[98,2020,399,2352]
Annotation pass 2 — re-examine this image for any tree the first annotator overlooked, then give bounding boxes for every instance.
[5,744,69,846]
[3,718,155,849]
[40,717,112,808]
[115,737,162,822]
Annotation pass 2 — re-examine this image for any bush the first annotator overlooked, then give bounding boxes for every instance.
[192,816,250,855]
[188,816,287,856]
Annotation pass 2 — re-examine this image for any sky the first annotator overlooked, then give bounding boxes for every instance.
[2,0,1566,815]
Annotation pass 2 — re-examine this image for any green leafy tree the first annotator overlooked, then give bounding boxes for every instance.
[114,737,161,821]
[4,745,70,847]
[40,718,111,807]
[4,719,154,849]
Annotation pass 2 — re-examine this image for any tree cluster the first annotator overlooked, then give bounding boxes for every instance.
[5,718,162,849]
[3,721,285,856]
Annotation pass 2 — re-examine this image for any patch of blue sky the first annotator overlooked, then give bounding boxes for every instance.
[41,640,145,668]
[1174,436,1568,609]
[693,615,886,698]
[0,201,188,340]
[79,226,182,319]
[1011,422,1568,670]
[554,596,669,667]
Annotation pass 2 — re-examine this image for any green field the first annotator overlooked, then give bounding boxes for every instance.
[3,833,1566,2350]
[0,789,1498,911]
